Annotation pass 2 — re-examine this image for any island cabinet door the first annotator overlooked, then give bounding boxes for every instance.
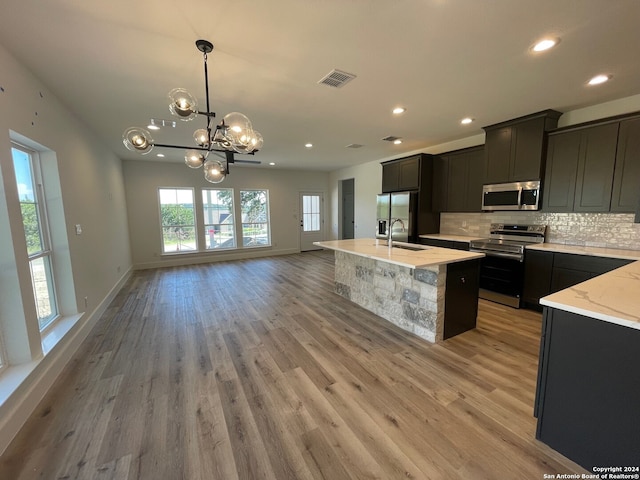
[443,259,480,339]
[535,308,640,470]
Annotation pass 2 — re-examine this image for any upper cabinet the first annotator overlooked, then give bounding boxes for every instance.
[433,146,485,212]
[381,153,433,193]
[483,110,562,183]
[543,112,640,214]
[611,117,640,212]
[381,154,424,192]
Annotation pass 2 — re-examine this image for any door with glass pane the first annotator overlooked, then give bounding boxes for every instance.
[299,192,323,251]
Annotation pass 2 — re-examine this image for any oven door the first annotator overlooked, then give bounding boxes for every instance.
[477,254,524,308]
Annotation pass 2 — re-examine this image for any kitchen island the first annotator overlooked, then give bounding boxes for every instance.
[534,260,640,470]
[313,238,484,343]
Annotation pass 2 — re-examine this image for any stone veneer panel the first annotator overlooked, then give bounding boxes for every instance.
[333,251,446,342]
[440,212,640,250]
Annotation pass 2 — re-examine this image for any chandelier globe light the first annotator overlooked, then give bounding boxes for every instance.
[122,39,262,183]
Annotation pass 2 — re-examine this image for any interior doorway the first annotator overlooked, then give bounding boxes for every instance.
[341,178,355,239]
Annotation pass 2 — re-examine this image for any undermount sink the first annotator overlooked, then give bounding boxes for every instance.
[392,244,430,251]
[374,242,431,251]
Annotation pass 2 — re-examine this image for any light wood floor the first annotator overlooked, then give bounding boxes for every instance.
[0,250,587,479]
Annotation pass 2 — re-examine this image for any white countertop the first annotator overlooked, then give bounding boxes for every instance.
[314,238,484,269]
[540,260,640,331]
[418,234,485,243]
[527,243,640,261]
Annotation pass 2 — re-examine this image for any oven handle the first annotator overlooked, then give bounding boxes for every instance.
[470,249,524,262]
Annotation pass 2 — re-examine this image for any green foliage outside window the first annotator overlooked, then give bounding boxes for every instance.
[20,202,43,255]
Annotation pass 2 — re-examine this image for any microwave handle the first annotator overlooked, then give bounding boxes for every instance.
[517,187,523,208]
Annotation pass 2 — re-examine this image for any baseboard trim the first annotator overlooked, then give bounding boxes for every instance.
[134,247,300,270]
[0,267,132,455]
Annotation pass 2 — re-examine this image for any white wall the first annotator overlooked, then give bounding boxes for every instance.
[327,96,640,240]
[123,160,330,268]
[0,42,132,454]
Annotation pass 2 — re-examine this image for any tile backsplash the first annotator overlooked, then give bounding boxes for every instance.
[440,212,640,251]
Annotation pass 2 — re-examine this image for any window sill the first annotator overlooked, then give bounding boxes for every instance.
[41,313,82,355]
[159,245,272,258]
[0,313,82,409]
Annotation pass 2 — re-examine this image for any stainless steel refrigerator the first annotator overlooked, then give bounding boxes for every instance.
[376,192,416,243]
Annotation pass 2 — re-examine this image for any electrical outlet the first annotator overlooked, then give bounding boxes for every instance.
[75,224,82,235]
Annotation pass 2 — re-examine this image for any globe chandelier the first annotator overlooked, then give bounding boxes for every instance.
[122,39,262,183]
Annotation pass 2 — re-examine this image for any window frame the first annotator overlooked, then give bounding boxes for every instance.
[240,189,271,248]
[11,143,59,331]
[158,187,198,255]
[202,188,236,250]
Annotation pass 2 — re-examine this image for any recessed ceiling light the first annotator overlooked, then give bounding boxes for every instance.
[156,153,165,157]
[305,143,313,148]
[461,117,474,125]
[393,139,402,145]
[532,38,559,52]
[588,74,611,86]
[269,162,276,166]
[392,107,406,115]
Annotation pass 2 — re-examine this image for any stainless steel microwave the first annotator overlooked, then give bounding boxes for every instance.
[482,180,541,211]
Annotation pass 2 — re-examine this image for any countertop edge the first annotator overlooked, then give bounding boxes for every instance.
[418,234,485,243]
[540,297,640,331]
[526,243,640,261]
[314,239,484,268]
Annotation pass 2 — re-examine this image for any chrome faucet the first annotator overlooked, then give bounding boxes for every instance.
[388,218,405,250]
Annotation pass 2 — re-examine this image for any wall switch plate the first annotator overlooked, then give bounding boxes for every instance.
[75,224,82,235]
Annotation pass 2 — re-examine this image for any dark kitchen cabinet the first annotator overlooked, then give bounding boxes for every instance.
[381,155,422,192]
[544,123,619,212]
[522,250,633,309]
[522,250,553,310]
[542,123,618,212]
[433,146,484,212]
[381,154,440,235]
[573,123,619,212]
[483,110,561,184]
[542,130,582,212]
[443,259,480,339]
[420,238,470,251]
[543,113,640,214]
[611,117,640,212]
[535,308,640,470]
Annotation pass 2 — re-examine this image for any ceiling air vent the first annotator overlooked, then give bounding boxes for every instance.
[346,143,364,149]
[318,69,357,88]
[381,136,401,142]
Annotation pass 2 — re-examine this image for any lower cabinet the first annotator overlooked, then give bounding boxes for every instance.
[522,250,553,309]
[444,259,480,339]
[523,250,633,309]
[420,238,470,251]
[535,308,640,470]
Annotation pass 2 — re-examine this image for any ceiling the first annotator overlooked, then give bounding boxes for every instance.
[1,0,639,172]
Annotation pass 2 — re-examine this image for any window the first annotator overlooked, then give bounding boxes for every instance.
[159,188,196,253]
[302,194,321,232]
[203,188,235,249]
[11,145,58,330]
[240,190,270,247]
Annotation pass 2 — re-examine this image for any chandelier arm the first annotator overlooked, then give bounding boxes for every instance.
[203,52,212,121]
[152,143,255,155]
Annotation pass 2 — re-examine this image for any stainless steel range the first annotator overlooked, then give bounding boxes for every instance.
[469,223,546,308]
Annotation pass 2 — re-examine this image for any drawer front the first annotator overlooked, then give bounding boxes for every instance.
[553,253,632,275]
